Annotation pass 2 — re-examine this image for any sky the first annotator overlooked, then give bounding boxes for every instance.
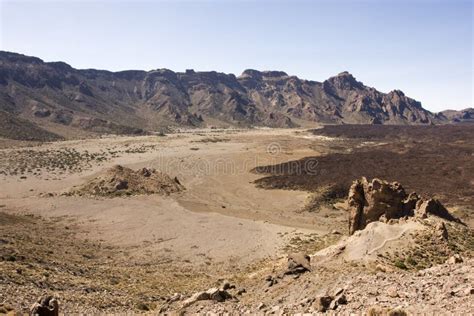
[0,0,472,112]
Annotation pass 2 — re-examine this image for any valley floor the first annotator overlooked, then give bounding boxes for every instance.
[0,127,472,314]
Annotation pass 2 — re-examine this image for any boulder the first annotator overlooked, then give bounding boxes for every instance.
[314,295,333,312]
[30,296,59,316]
[446,254,463,265]
[114,180,128,190]
[388,307,408,316]
[286,252,311,274]
[0,304,14,315]
[434,222,449,240]
[182,291,210,307]
[206,288,232,302]
[140,168,153,177]
[387,286,399,298]
[415,198,456,221]
[328,290,347,310]
[182,287,233,308]
[33,108,52,118]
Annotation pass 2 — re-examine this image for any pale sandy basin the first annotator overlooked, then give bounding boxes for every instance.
[0,128,334,268]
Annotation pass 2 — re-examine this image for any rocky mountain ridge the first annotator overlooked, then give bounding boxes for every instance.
[0,51,467,138]
[437,108,474,123]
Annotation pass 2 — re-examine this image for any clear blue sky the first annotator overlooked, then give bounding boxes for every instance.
[0,0,472,112]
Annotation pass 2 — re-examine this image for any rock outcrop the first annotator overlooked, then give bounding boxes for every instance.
[67,165,184,197]
[182,287,233,308]
[415,198,456,221]
[347,177,457,234]
[437,108,474,123]
[312,288,348,312]
[285,252,311,274]
[30,296,59,316]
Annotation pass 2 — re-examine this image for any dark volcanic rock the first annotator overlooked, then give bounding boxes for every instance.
[30,296,59,316]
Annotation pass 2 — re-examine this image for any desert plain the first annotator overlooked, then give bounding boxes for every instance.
[0,125,473,314]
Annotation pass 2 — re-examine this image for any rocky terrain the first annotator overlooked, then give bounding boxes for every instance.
[0,127,472,314]
[1,51,463,140]
[438,108,474,123]
[159,178,472,314]
[0,110,62,142]
[253,125,474,225]
[66,165,184,197]
[0,211,218,314]
[346,177,458,234]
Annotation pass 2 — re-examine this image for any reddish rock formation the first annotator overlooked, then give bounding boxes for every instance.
[347,177,458,234]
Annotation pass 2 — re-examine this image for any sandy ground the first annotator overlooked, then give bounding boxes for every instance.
[0,128,341,268]
[1,128,472,314]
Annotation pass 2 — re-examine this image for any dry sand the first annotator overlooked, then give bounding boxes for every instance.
[0,128,336,268]
[1,127,472,314]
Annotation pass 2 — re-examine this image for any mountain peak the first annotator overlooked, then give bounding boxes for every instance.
[0,51,43,64]
[325,71,363,90]
[337,71,353,77]
[389,89,405,97]
[0,50,441,131]
[240,69,288,79]
[241,69,261,77]
[261,71,288,78]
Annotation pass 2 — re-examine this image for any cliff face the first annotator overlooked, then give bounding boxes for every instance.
[0,51,445,137]
[239,70,433,125]
[437,108,474,123]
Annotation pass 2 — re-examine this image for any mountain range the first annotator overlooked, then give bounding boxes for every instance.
[0,51,471,140]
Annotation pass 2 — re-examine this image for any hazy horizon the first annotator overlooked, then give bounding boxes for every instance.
[1,0,472,112]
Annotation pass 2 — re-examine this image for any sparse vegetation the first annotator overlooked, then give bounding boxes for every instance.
[192,137,230,143]
[283,232,341,254]
[387,222,473,270]
[393,260,408,270]
[0,111,63,142]
[0,212,214,314]
[0,127,472,314]
[0,143,160,179]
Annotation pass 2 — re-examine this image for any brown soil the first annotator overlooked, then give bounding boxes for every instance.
[67,165,184,197]
[0,211,215,314]
[0,127,472,314]
[0,111,62,142]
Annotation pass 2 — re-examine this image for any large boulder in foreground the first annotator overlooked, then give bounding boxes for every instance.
[30,296,59,316]
[348,177,457,234]
[68,165,184,197]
